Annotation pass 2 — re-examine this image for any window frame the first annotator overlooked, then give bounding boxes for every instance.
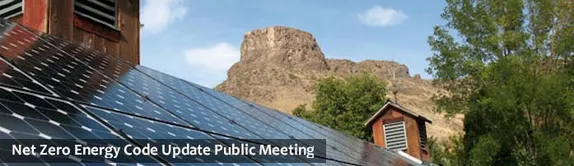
[383,120,408,151]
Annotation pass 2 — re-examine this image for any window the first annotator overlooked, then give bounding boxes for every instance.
[74,0,117,28]
[383,121,408,151]
[0,0,23,19]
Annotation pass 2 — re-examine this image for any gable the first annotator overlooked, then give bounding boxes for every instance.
[365,100,432,126]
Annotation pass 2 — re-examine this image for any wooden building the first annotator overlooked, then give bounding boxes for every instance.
[365,100,432,161]
[0,0,140,64]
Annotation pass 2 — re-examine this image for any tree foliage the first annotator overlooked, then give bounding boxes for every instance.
[293,73,387,141]
[427,0,573,165]
[429,135,466,166]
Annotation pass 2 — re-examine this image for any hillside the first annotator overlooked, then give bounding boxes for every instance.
[215,26,463,141]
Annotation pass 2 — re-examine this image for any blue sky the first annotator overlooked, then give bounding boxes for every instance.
[139,0,447,87]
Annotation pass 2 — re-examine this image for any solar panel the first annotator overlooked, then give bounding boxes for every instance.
[0,27,191,127]
[178,84,417,165]
[175,82,364,159]
[0,20,420,165]
[26,35,268,141]
[134,66,408,165]
[87,49,330,164]
[131,69,272,135]
[135,69,323,137]
[178,84,410,165]
[0,58,55,96]
[114,69,263,140]
[0,87,159,164]
[248,103,419,165]
[83,105,261,165]
[0,25,325,165]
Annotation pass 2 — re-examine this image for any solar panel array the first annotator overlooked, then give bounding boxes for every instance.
[0,19,419,165]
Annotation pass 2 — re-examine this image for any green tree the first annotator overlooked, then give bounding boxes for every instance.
[293,73,387,141]
[429,135,466,166]
[427,0,573,165]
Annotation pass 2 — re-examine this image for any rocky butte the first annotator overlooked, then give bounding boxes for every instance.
[216,26,463,141]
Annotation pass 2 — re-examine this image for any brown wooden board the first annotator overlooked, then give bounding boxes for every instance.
[118,0,139,64]
[22,0,47,32]
[48,0,73,40]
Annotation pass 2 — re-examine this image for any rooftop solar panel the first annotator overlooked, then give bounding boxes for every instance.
[0,87,160,164]
[0,58,54,96]
[0,20,420,165]
[135,66,412,165]
[0,26,329,165]
[131,69,280,136]
[83,105,262,165]
[248,103,418,166]
[116,69,262,140]
[0,27,191,127]
[137,67,312,139]
[22,32,270,142]
[178,83,367,161]
[88,44,330,165]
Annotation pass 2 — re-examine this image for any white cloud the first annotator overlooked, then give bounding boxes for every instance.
[140,0,187,34]
[184,43,240,87]
[358,5,408,27]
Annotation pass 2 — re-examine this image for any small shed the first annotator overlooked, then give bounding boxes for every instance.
[365,99,432,161]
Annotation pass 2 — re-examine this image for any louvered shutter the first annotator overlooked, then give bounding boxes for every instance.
[384,121,408,151]
[74,0,117,28]
[418,120,428,149]
[0,0,23,19]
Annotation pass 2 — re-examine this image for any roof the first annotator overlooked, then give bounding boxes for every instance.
[365,99,432,126]
[0,19,420,165]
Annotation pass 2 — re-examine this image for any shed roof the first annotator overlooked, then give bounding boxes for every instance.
[364,99,432,126]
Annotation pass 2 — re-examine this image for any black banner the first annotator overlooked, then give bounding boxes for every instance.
[0,139,327,163]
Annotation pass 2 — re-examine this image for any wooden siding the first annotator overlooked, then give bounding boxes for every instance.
[371,107,424,159]
[42,0,139,64]
[372,114,384,146]
[22,0,47,32]
[48,0,73,39]
[404,112,422,159]
[117,0,139,64]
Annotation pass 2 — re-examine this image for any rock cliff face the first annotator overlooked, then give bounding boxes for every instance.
[216,26,463,141]
[240,27,329,71]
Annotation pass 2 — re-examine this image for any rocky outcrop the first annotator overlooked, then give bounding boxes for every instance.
[215,26,463,141]
[327,59,410,78]
[239,26,328,71]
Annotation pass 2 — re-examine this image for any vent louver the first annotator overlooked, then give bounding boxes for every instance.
[384,121,408,151]
[0,0,23,19]
[74,0,117,28]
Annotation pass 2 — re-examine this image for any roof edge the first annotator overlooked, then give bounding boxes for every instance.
[364,101,392,126]
[364,100,432,126]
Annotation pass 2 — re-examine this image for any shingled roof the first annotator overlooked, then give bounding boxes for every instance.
[365,99,432,126]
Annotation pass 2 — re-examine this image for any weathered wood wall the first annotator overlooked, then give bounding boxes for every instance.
[117,0,140,64]
[371,108,425,160]
[22,0,47,32]
[17,0,140,64]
